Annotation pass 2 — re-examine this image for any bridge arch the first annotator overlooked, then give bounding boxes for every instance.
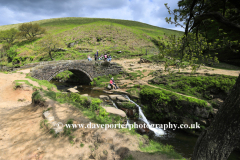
[30,60,123,82]
[47,68,93,83]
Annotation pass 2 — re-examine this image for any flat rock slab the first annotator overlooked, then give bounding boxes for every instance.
[81,94,88,96]
[116,96,129,102]
[112,90,129,95]
[103,107,126,117]
[103,90,113,94]
[92,87,105,90]
[99,95,109,100]
[67,88,79,93]
[109,95,122,100]
[109,95,129,102]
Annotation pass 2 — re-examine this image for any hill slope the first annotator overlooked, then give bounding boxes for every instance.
[0,17,183,67]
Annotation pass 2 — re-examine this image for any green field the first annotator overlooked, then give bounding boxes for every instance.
[0,17,183,67]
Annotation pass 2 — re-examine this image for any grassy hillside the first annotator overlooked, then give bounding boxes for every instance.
[0,17,183,67]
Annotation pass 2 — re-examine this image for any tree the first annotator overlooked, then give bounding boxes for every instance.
[0,28,18,43]
[164,0,240,159]
[192,75,240,159]
[165,0,240,65]
[17,23,46,40]
[39,34,61,61]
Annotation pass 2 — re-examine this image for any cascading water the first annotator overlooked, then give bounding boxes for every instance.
[111,100,130,128]
[125,95,165,136]
[111,100,118,109]
[126,118,130,128]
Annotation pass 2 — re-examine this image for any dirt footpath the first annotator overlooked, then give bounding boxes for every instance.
[112,58,240,77]
[111,58,240,89]
[0,71,38,108]
[0,70,172,160]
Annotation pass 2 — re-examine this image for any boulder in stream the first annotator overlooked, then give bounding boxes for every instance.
[99,95,109,100]
[107,84,112,90]
[103,107,126,117]
[116,96,129,102]
[116,102,138,117]
[109,95,121,100]
[67,88,79,93]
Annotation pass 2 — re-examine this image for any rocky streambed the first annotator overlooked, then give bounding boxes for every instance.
[50,81,240,159]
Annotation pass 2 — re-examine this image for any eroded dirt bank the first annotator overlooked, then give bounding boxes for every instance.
[0,70,171,160]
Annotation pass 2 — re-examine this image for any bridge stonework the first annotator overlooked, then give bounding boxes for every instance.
[30,60,123,81]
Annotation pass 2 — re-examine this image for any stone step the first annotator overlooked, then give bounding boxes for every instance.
[102,107,126,117]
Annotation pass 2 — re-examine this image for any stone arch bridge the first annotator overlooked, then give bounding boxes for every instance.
[30,60,123,83]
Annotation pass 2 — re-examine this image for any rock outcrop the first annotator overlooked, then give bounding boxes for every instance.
[103,107,126,117]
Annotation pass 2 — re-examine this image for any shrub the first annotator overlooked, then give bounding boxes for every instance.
[46,91,57,101]
[80,96,91,107]
[53,70,73,81]
[90,98,102,111]
[126,88,140,97]
[6,45,18,62]
[32,91,45,104]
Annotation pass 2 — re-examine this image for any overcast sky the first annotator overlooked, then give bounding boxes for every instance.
[0,0,184,31]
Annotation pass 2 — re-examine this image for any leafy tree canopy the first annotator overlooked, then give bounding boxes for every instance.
[17,23,46,40]
[39,33,62,60]
[0,28,18,43]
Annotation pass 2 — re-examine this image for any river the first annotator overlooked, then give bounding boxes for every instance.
[50,80,240,159]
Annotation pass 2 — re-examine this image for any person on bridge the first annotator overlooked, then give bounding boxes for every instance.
[104,53,108,61]
[88,55,92,61]
[94,53,98,61]
[99,54,103,60]
[107,54,112,62]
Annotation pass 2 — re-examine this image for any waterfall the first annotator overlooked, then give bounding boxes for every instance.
[125,95,165,136]
[126,118,130,128]
[111,100,130,128]
[111,100,118,109]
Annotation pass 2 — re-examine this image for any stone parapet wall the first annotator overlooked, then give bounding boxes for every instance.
[30,60,123,81]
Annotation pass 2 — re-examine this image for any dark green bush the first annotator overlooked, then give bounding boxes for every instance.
[90,98,102,111]
[32,91,45,103]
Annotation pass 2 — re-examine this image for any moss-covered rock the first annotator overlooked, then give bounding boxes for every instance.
[139,87,212,132]
[149,74,237,101]
[116,102,136,109]
[116,102,138,118]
